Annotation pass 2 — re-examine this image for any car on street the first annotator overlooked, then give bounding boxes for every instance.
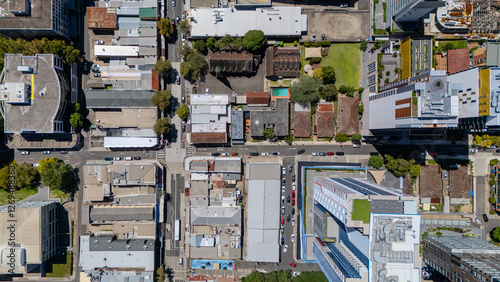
[282,178,286,185]
[336,152,345,156]
[353,143,361,148]
[42,151,51,155]
[250,152,259,156]
[172,19,175,25]
[94,73,101,77]
[83,64,87,72]
[282,168,286,175]
[291,234,295,242]
[176,75,180,84]
[181,34,186,42]
[212,152,220,156]
[261,152,269,156]
[205,88,209,94]
[282,206,285,215]
[312,152,318,156]
[443,171,447,179]
[340,3,348,7]
[60,151,68,154]
[319,152,326,156]
[273,152,280,156]
[104,157,113,161]
[292,199,295,206]
[287,195,290,203]
[327,152,334,155]
[182,14,186,20]
[321,34,325,41]
[125,157,133,161]
[291,219,295,227]
[282,186,285,194]
[287,214,290,222]
[292,183,296,190]
[222,153,230,156]
[232,152,238,156]
[292,191,295,199]
[298,149,305,154]
[134,156,141,160]
[172,0,175,6]
[496,149,500,153]
[289,262,296,267]
[370,152,379,156]
[284,245,288,252]
[281,237,284,245]
[281,217,284,225]
[181,96,185,103]
[280,228,284,234]
[312,33,316,41]
[292,174,296,182]
[483,213,489,222]
[282,196,285,204]
[469,149,477,154]
[114,157,121,160]
[292,208,295,215]
[289,165,293,172]
[20,151,29,155]
[96,40,105,45]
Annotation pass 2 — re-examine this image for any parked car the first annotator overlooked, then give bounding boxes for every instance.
[282,178,286,185]
[281,207,285,215]
[114,157,121,160]
[483,213,489,222]
[319,152,326,156]
[336,152,345,156]
[282,186,285,194]
[281,217,284,225]
[281,237,284,245]
[289,165,293,172]
[327,152,334,155]
[292,208,295,215]
[292,183,296,191]
[321,34,325,40]
[232,152,238,156]
[292,199,295,206]
[291,219,295,227]
[42,151,51,155]
[94,73,101,77]
[172,0,175,6]
[273,152,280,156]
[125,157,132,161]
[261,152,269,156]
[298,149,305,154]
[181,96,185,103]
[205,88,209,94]
[292,174,296,182]
[353,143,361,148]
[96,40,105,45]
[312,33,316,41]
[282,168,286,175]
[289,262,296,268]
[281,196,285,204]
[60,151,68,154]
[212,152,221,156]
[182,14,186,20]
[104,157,113,161]
[182,125,186,132]
[287,214,290,222]
[250,152,259,156]
[292,191,295,199]
[370,152,379,156]
[496,149,500,153]
[176,75,180,84]
[283,245,288,253]
[312,152,318,156]
[222,153,230,156]
[83,64,87,72]
[20,151,29,155]
[470,149,477,154]
[443,171,448,179]
[287,195,290,203]
[340,3,348,7]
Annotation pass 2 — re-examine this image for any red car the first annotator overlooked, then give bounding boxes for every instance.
[289,262,296,267]
[281,217,284,225]
[232,152,239,156]
[292,191,295,198]
[292,199,295,206]
[327,152,335,156]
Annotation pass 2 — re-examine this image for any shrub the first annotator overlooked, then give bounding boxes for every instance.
[385,70,390,76]
[334,133,350,143]
[490,179,497,186]
[490,196,497,205]
[320,41,331,47]
[294,40,298,46]
[436,232,443,236]
[310,57,322,64]
[491,159,499,166]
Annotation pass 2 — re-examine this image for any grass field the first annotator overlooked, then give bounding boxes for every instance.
[50,188,69,202]
[352,199,371,223]
[322,44,361,88]
[46,251,72,277]
[292,271,328,282]
[0,188,37,205]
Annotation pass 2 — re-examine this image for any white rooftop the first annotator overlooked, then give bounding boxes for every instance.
[191,123,227,133]
[190,7,307,38]
[95,46,139,57]
[190,94,229,105]
[103,137,158,148]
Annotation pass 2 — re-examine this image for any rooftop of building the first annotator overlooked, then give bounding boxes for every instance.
[190,7,307,38]
[190,132,227,144]
[265,46,301,77]
[294,111,311,138]
[317,177,408,197]
[89,205,155,223]
[250,98,289,136]
[94,108,157,129]
[87,7,117,29]
[88,222,156,239]
[231,110,244,141]
[449,165,471,199]
[86,90,155,108]
[209,51,256,74]
[316,102,335,137]
[190,0,219,8]
[1,54,65,133]
[0,0,52,30]
[246,92,270,106]
[86,270,154,282]
[425,235,500,254]
[337,96,360,136]
[190,206,242,226]
[419,164,442,198]
[447,49,470,75]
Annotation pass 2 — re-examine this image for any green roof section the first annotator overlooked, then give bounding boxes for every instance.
[351,199,371,224]
[139,7,157,18]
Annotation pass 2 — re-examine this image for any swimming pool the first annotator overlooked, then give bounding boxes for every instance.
[271,88,289,97]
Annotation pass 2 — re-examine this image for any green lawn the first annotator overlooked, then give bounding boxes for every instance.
[351,199,371,223]
[322,44,361,88]
[46,251,72,277]
[436,40,467,52]
[50,188,69,202]
[293,271,328,282]
[0,188,37,206]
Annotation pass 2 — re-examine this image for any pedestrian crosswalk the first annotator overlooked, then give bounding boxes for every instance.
[156,149,165,160]
[186,145,196,156]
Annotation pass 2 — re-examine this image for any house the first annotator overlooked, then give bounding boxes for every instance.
[337,96,360,135]
[294,103,311,138]
[246,92,270,106]
[209,51,257,75]
[447,49,470,75]
[265,47,301,78]
[316,102,335,138]
[250,99,289,137]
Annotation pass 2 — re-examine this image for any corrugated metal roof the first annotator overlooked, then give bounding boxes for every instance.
[139,7,157,18]
[90,206,154,222]
[190,207,241,226]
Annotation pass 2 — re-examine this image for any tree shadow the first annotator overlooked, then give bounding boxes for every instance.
[165,267,174,282]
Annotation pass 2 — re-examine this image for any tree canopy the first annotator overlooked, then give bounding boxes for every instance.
[178,20,191,35]
[410,164,420,183]
[290,75,321,106]
[313,68,323,79]
[153,118,172,135]
[368,155,384,169]
[339,85,356,97]
[351,134,362,142]
[474,134,493,148]
[360,41,368,51]
[180,51,208,82]
[263,128,275,139]
[193,40,207,54]
[154,58,173,78]
[321,84,338,102]
[321,66,336,85]
[151,90,172,112]
[242,30,266,52]
[16,163,40,189]
[69,112,83,128]
[491,227,500,242]
[38,158,74,192]
[157,18,174,37]
[334,133,350,143]
[176,104,189,120]
[384,155,414,177]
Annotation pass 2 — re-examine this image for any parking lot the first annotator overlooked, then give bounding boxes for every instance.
[302,11,371,42]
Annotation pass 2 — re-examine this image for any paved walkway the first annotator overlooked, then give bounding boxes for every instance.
[16,185,59,205]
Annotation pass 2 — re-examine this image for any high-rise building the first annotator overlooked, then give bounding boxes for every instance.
[423,236,500,281]
[312,177,421,282]
[0,0,69,38]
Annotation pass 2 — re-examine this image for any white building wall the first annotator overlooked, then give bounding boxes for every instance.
[448,68,479,118]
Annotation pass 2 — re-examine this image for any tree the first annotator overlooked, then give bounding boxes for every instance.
[69,112,83,127]
[384,155,414,177]
[176,104,189,120]
[215,35,234,51]
[178,20,191,35]
[193,40,207,54]
[321,66,336,85]
[16,163,40,189]
[474,134,493,148]
[179,44,194,58]
[153,118,172,135]
[313,67,323,79]
[490,196,497,204]
[157,18,174,37]
[241,270,263,282]
[351,134,362,142]
[206,37,217,51]
[334,133,350,143]
[151,90,172,112]
[73,103,81,113]
[156,267,165,282]
[358,105,364,117]
[154,58,173,78]
[360,41,368,51]
[492,227,500,242]
[231,37,244,51]
[338,85,355,97]
[180,52,208,81]
[410,164,420,183]
[289,75,321,106]
[321,84,338,102]
[242,30,266,52]
[369,155,384,169]
[38,158,74,192]
[263,128,275,139]
[491,159,499,166]
[284,134,293,144]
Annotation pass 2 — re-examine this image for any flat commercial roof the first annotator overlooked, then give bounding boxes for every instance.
[86,90,155,108]
[190,207,242,225]
[87,7,117,29]
[250,98,289,136]
[90,206,154,222]
[95,108,157,129]
[331,178,406,196]
[190,7,307,38]
[95,45,139,57]
[104,137,158,148]
[0,0,54,32]
[1,54,65,133]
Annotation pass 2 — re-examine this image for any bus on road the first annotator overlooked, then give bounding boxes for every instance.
[174,219,180,241]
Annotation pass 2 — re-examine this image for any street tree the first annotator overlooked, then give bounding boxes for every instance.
[384,155,414,177]
[69,112,83,127]
[158,18,174,37]
[153,118,172,135]
[289,75,321,106]
[16,162,40,189]
[178,20,191,35]
[242,30,266,52]
[369,155,384,169]
[151,90,172,112]
[351,134,362,142]
[334,133,350,143]
[491,227,500,242]
[321,66,336,85]
[154,58,173,78]
[38,158,74,192]
[193,40,207,54]
[180,52,208,82]
[360,41,368,51]
[176,104,189,120]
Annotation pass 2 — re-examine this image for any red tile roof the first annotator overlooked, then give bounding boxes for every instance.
[419,165,442,198]
[447,49,470,75]
[87,7,117,29]
[294,111,311,138]
[190,133,227,144]
[209,51,255,74]
[337,96,360,136]
[265,46,301,77]
[449,165,471,199]
[151,70,159,91]
[316,103,335,138]
[246,92,270,106]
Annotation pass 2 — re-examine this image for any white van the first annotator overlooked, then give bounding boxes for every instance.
[179,258,183,266]
[125,157,132,161]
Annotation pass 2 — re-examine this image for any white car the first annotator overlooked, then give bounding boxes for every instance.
[283,245,288,252]
[20,151,29,155]
[261,152,269,156]
[293,272,301,276]
[205,88,209,94]
[181,34,186,42]
[312,152,318,156]
[114,157,121,160]
[475,218,481,224]
[292,218,295,227]
[281,196,285,204]
[282,168,286,175]
[221,152,230,156]
[291,234,295,242]
[292,183,296,191]
[280,228,284,234]
[282,186,285,194]
[281,206,285,215]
